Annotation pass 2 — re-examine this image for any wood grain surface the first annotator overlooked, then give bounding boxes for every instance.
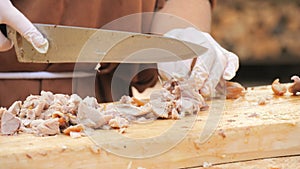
[0,84,299,169]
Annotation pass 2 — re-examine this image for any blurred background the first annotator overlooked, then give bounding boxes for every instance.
[211,0,300,87]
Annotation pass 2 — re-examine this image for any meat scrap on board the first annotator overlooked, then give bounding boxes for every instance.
[288,75,300,95]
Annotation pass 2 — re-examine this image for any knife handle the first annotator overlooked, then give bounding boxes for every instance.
[0,24,7,37]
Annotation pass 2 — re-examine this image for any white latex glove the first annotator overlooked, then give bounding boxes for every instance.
[0,0,48,53]
[158,27,239,97]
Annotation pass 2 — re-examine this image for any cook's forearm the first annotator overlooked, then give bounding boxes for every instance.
[151,0,212,35]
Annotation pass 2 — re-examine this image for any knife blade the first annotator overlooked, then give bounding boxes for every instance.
[7,24,207,63]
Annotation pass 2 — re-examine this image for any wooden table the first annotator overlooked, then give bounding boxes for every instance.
[0,85,299,169]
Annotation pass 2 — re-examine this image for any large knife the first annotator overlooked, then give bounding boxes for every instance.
[6,24,207,63]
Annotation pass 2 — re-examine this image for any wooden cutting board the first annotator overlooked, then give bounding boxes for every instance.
[196,155,300,169]
[0,84,299,169]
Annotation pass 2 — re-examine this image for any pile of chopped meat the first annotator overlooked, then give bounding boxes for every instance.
[0,91,85,137]
[0,77,207,137]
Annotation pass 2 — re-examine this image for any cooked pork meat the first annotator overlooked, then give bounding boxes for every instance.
[119,95,132,104]
[171,108,180,119]
[1,110,21,135]
[225,81,246,99]
[69,132,83,139]
[77,99,112,129]
[131,97,146,107]
[63,124,84,135]
[0,75,211,137]
[7,101,22,116]
[108,116,129,129]
[288,75,300,95]
[34,118,60,136]
[151,98,172,118]
[150,77,206,119]
[272,79,287,96]
[113,104,149,117]
[0,108,6,121]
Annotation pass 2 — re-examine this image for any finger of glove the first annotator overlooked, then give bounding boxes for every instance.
[4,6,48,53]
[190,61,209,90]
[203,32,239,80]
[200,60,223,97]
[164,28,222,95]
[222,51,239,80]
[164,27,217,70]
[215,79,227,96]
[190,50,216,89]
[0,31,13,51]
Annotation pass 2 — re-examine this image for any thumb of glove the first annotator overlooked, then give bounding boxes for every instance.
[23,28,49,54]
[3,3,49,53]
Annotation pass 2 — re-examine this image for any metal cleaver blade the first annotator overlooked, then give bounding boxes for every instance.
[7,24,207,63]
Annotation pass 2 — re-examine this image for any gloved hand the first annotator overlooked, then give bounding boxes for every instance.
[158,27,239,97]
[0,0,48,53]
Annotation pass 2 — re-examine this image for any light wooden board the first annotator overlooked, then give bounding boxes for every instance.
[0,85,300,169]
[195,155,300,169]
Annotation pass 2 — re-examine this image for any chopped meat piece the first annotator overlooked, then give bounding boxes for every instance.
[34,101,46,118]
[34,118,60,136]
[69,132,82,139]
[22,95,40,108]
[40,109,55,120]
[67,113,77,125]
[1,110,21,135]
[22,118,32,127]
[7,101,22,115]
[29,119,44,128]
[225,81,246,99]
[108,116,129,128]
[272,79,287,96]
[156,88,176,102]
[258,97,267,105]
[288,75,300,95]
[139,103,153,115]
[119,95,132,104]
[63,124,84,135]
[26,109,36,120]
[66,94,82,115]
[171,108,180,119]
[82,96,103,110]
[119,128,126,134]
[51,111,69,130]
[131,97,146,107]
[77,101,112,129]
[51,111,64,119]
[19,125,35,134]
[53,94,69,106]
[113,104,149,117]
[0,108,6,121]
[203,161,213,168]
[69,94,82,105]
[40,91,54,107]
[150,99,171,118]
[90,145,101,154]
[177,98,196,115]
